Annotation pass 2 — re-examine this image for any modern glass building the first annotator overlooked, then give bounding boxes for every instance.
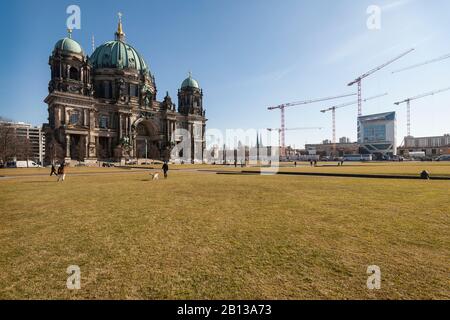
[358,111,396,159]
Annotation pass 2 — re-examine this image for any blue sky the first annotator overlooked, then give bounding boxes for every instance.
[0,0,449,147]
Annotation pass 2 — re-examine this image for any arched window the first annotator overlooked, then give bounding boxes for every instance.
[99,115,109,129]
[69,112,80,125]
[69,67,79,80]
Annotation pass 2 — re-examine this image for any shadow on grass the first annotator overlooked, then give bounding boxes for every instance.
[21,180,58,184]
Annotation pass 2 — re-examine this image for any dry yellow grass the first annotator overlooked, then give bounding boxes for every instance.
[0,164,449,299]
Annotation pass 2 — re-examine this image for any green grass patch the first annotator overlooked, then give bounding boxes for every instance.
[0,165,449,299]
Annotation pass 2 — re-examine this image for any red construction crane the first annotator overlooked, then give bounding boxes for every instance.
[348,48,414,116]
[320,93,388,144]
[392,52,450,74]
[267,93,356,157]
[267,127,323,150]
[394,87,450,137]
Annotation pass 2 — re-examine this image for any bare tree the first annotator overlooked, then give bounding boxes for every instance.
[15,136,33,166]
[46,136,64,165]
[0,125,17,164]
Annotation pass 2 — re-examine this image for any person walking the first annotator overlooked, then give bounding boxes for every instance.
[50,164,58,176]
[57,162,66,182]
[162,162,169,179]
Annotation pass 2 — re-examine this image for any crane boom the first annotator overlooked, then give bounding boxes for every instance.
[267,127,322,152]
[347,48,414,119]
[394,86,450,136]
[348,49,415,86]
[320,93,388,113]
[320,93,388,146]
[394,87,450,105]
[267,93,356,157]
[267,93,356,110]
[392,53,450,74]
[267,127,323,132]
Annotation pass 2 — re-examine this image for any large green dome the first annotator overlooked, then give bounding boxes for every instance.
[181,73,200,89]
[90,40,149,73]
[54,37,83,54]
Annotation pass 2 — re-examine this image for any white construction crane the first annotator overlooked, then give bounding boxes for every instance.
[394,87,450,136]
[267,93,355,157]
[320,93,388,144]
[267,127,323,151]
[348,48,414,116]
[392,52,450,74]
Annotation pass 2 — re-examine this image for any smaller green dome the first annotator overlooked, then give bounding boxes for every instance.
[54,38,83,54]
[181,73,200,89]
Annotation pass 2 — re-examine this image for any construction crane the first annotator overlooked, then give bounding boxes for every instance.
[267,93,356,157]
[394,87,450,136]
[392,52,450,74]
[320,93,388,145]
[267,127,323,150]
[348,48,414,116]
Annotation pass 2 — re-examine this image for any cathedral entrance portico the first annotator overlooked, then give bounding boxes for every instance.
[134,120,161,160]
[64,131,89,163]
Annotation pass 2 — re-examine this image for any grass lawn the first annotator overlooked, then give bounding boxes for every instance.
[0,164,449,299]
[238,161,450,177]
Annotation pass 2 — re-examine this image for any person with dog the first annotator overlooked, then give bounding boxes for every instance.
[57,162,66,182]
[50,164,58,176]
[162,162,169,179]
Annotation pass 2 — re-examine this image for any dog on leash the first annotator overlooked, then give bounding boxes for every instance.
[149,172,160,180]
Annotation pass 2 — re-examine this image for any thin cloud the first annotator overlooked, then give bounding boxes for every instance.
[225,61,303,88]
[381,0,413,11]
[324,32,370,65]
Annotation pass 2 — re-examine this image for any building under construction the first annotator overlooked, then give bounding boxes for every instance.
[305,141,359,158]
[398,134,450,157]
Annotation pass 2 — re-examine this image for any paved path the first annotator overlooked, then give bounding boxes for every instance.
[0,168,220,180]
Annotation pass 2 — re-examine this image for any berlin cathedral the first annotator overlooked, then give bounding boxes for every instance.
[44,16,207,165]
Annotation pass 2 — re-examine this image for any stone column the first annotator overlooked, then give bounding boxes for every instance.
[108,137,112,158]
[128,116,132,136]
[54,106,61,127]
[95,136,99,158]
[85,136,89,160]
[167,120,170,142]
[64,108,69,125]
[189,123,195,163]
[119,113,122,139]
[66,134,71,158]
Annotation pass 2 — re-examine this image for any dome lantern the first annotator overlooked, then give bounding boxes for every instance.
[53,29,84,55]
[181,71,200,89]
[115,12,126,42]
[89,14,150,75]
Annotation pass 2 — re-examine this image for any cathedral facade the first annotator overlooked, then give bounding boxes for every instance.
[44,18,206,165]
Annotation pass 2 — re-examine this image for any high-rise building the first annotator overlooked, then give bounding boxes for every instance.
[0,121,45,164]
[339,137,351,144]
[358,111,396,159]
